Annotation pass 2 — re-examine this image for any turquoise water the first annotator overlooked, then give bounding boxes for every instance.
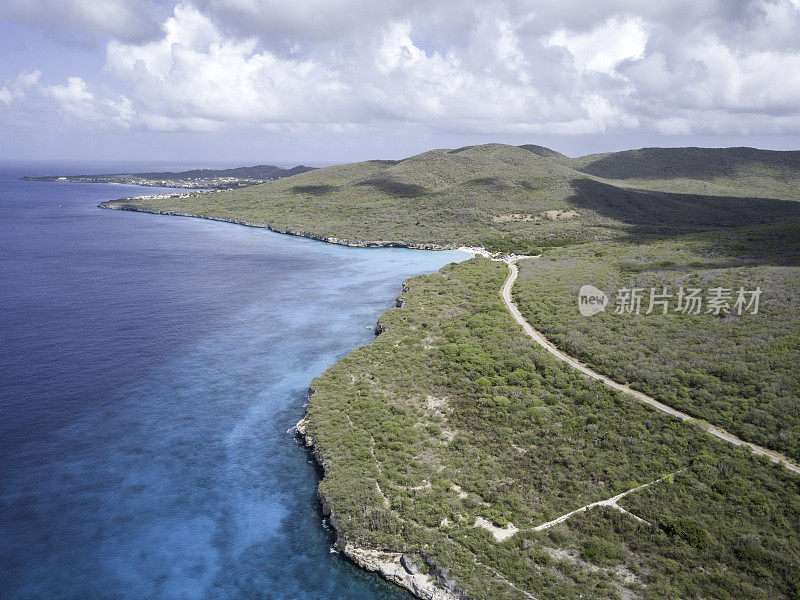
[0,164,468,599]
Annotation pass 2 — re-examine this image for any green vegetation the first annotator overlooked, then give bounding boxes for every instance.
[513,223,800,461]
[544,456,800,600]
[103,143,800,248]
[104,143,800,598]
[568,146,800,200]
[306,258,800,599]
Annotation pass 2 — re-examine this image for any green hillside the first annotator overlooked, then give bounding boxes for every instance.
[569,147,800,200]
[305,257,800,600]
[102,143,800,599]
[514,222,800,461]
[103,144,800,251]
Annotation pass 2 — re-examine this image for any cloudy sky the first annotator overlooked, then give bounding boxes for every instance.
[2,0,800,164]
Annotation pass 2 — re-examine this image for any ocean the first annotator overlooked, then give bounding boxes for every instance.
[0,162,468,599]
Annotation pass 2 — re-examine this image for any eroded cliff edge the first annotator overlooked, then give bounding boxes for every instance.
[294,415,464,600]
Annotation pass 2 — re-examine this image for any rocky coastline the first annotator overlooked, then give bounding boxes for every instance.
[99,200,455,251]
[294,284,465,600]
[294,414,464,600]
[103,196,467,599]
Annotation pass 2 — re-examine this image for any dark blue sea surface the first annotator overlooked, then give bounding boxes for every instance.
[0,163,468,599]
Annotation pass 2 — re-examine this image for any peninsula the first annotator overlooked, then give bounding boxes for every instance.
[22,163,316,190]
[99,144,800,600]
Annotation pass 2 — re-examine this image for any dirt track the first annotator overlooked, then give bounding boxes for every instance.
[500,259,800,476]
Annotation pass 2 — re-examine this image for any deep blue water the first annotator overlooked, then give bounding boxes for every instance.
[0,163,467,599]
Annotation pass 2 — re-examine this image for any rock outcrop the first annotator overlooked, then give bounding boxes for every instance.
[341,544,462,600]
[293,413,463,600]
[401,554,421,575]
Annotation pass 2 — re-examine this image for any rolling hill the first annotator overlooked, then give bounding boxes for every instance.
[103,144,800,250]
[97,143,800,600]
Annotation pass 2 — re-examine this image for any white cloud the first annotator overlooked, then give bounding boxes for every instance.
[193,0,429,48]
[15,71,43,88]
[545,16,648,75]
[0,70,42,105]
[105,3,347,128]
[4,0,800,139]
[653,117,692,135]
[99,6,576,132]
[46,77,93,103]
[374,22,428,73]
[495,19,528,79]
[680,36,800,112]
[0,0,161,42]
[0,70,135,130]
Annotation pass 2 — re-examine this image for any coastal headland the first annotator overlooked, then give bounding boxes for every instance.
[23,164,316,190]
[93,143,800,600]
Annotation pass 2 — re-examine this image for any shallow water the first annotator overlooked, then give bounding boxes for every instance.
[0,163,468,599]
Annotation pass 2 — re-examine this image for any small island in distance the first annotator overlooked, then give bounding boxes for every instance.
[20,164,316,190]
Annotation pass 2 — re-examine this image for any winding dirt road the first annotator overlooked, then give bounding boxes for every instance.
[501,260,800,476]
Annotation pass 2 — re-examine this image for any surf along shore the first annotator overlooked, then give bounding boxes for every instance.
[100,196,480,599]
[100,197,800,600]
